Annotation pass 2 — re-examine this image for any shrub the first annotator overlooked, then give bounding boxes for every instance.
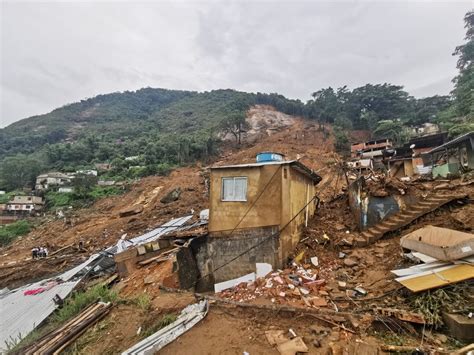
[0,220,32,246]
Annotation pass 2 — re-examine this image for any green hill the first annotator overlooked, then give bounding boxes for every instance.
[0,88,305,190]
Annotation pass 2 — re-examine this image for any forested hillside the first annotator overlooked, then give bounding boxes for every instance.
[0,89,307,190]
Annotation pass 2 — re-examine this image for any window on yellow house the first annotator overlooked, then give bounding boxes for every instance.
[221,177,247,201]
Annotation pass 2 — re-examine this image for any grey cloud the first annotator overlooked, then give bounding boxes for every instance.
[1,1,472,127]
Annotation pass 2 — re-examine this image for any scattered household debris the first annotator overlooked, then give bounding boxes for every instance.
[394,262,474,292]
[214,263,272,293]
[265,329,309,355]
[393,226,474,292]
[122,300,208,355]
[217,259,365,307]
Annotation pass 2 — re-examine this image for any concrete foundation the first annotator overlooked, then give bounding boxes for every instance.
[192,226,280,291]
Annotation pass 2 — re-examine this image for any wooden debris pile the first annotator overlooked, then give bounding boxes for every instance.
[22,302,112,354]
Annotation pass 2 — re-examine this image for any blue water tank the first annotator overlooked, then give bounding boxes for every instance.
[256,152,285,163]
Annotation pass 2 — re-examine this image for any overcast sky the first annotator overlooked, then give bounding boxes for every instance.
[0,1,472,127]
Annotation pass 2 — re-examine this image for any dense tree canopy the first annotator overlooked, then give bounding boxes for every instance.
[452,10,474,118]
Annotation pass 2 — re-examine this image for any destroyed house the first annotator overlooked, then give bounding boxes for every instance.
[195,153,321,289]
[387,132,448,177]
[423,131,474,178]
[351,138,392,159]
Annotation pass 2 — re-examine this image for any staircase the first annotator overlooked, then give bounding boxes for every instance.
[354,193,467,247]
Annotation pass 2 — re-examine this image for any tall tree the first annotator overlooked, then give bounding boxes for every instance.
[0,155,44,191]
[452,10,474,118]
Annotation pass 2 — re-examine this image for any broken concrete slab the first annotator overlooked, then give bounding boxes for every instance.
[400,225,474,261]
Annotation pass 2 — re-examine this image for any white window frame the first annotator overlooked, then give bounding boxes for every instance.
[221,177,248,202]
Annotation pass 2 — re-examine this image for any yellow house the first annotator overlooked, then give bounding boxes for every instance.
[198,156,321,285]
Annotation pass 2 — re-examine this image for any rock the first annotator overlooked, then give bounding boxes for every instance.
[313,339,321,347]
[143,276,154,285]
[338,281,347,290]
[343,258,358,267]
[119,204,144,217]
[160,187,182,204]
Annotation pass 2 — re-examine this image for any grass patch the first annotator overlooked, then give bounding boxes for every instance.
[52,285,118,324]
[88,186,123,200]
[45,186,125,210]
[45,191,76,208]
[132,293,152,311]
[0,220,32,246]
[141,313,178,338]
[0,191,17,204]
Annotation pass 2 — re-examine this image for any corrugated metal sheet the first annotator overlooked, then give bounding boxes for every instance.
[127,215,193,246]
[60,254,101,281]
[122,300,208,355]
[0,280,79,352]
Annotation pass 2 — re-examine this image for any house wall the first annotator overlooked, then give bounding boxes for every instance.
[208,165,282,233]
[279,166,316,261]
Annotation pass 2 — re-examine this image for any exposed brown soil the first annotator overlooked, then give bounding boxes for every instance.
[4,106,474,354]
[0,108,339,289]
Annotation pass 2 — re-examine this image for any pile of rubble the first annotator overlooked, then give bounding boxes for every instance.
[217,257,367,308]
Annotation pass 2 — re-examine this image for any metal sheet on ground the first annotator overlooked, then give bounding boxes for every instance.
[122,300,208,355]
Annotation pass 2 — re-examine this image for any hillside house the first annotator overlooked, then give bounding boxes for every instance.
[35,172,73,191]
[351,139,392,161]
[410,123,440,137]
[387,133,448,178]
[6,196,44,215]
[194,153,321,288]
[94,163,112,171]
[423,131,474,178]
